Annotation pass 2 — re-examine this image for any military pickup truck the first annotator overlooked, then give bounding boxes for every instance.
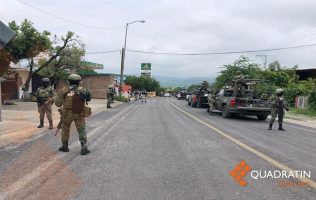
[188,88,209,108]
[209,80,271,120]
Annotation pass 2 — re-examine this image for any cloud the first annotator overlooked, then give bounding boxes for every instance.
[2,0,316,77]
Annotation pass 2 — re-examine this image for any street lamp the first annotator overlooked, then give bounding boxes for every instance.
[120,20,145,95]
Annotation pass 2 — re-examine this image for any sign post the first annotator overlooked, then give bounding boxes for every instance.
[79,61,104,70]
[140,63,152,78]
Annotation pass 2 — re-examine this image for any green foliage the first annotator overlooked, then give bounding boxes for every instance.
[38,44,86,81]
[114,95,129,102]
[124,76,161,91]
[5,19,51,62]
[214,56,262,90]
[187,84,199,92]
[173,87,182,93]
[308,91,316,111]
[289,107,316,117]
[0,50,13,76]
[213,56,316,110]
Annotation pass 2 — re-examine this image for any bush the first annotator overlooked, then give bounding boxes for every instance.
[308,91,316,111]
[114,95,129,102]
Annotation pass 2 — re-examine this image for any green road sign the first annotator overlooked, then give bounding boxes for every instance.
[80,61,104,69]
[0,21,16,48]
[141,63,151,70]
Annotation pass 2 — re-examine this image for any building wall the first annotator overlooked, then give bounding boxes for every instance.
[16,69,31,99]
[81,75,114,99]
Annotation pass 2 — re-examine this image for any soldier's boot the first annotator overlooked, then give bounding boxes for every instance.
[49,121,53,129]
[278,123,285,131]
[37,120,44,128]
[268,123,273,130]
[80,142,90,155]
[58,142,69,152]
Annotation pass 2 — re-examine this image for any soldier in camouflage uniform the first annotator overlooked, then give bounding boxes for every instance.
[55,74,91,155]
[107,86,114,108]
[35,78,55,129]
[233,71,247,97]
[207,89,215,114]
[268,88,289,131]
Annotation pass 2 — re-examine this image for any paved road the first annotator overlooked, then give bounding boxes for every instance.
[0,98,315,200]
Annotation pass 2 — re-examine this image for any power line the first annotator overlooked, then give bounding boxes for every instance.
[86,50,121,54]
[125,43,316,56]
[16,0,124,30]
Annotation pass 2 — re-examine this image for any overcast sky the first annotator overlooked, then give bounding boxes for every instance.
[2,0,316,78]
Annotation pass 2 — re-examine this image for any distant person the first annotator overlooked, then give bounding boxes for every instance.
[107,86,114,108]
[141,90,147,103]
[207,89,215,113]
[34,78,55,129]
[268,88,289,131]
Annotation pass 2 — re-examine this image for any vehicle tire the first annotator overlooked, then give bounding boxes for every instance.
[222,105,231,118]
[257,114,268,120]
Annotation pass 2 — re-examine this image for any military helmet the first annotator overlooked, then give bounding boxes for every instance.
[236,70,242,75]
[41,78,50,83]
[276,88,283,94]
[67,74,81,84]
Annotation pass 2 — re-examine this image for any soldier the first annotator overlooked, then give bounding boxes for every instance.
[55,74,91,155]
[107,86,114,108]
[233,71,247,97]
[261,91,270,100]
[35,78,55,129]
[268,88,289,131]
[207,89,215,113]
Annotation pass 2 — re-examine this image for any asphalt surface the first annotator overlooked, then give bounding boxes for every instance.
[0,98,315,200]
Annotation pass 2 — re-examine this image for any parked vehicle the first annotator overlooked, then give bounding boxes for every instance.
[177,90,188,100]
[164,92,171,97]
[210,80,271,120]
[188,88,209,108]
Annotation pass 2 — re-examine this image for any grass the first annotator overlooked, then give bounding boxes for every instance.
[288,107,316,118]
[114,95,129,102]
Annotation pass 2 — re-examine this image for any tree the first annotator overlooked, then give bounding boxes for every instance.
[213,56,262,90]
[124,76,161,91]
[4,20,81,93]
[38,44,86,85]
[0,50,13,76]
[187,84,198,92]
[1,19,51,77]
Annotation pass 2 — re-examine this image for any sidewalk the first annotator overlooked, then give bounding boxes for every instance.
[0,99,122,148]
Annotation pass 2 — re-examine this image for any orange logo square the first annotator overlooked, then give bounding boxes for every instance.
[230,160,251,187]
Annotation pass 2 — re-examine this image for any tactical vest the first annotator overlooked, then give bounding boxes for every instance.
[37,86,53,101]
[63,87,85,114]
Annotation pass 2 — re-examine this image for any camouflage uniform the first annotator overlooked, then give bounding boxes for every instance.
[35,78,55,129]
[55,74,91,155]
[207,92,215,113]
[261,92,269,100]
[107,87,114,108]
[268,89,289,131]
[233,71,247,97]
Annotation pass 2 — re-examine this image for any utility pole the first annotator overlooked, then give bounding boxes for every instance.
[119,20,145,96]
[256,54,268,69]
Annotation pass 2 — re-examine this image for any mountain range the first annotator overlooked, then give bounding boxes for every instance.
[154,76,215,88]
